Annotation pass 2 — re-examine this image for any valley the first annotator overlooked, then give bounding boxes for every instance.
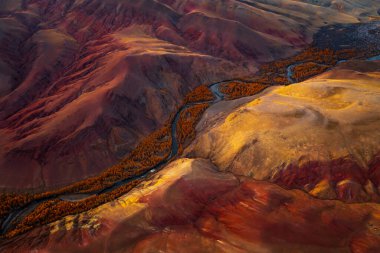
[1,19,379,243]
[1,0,375,191]
[1,57,380,252]
[0,1,380,252]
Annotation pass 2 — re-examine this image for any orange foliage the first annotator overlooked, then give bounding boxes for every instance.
[257,47,360,85]
[291,62,330,82]
[2,45,366,239]
[176,103,210,153]
[272,76,289,85]
[0,193,33,219]
[2,92,208,238]
[7,179,143,238]
[184,85,214,103]
[0,126,172,237]
[221,82,268,100]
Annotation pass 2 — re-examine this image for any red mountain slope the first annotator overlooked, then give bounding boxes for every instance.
[0,0,368,190]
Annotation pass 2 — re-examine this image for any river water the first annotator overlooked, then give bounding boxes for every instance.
[0,81,227,235]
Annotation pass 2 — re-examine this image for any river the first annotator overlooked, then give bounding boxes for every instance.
[0,81,228,235]
[2,53,380,236]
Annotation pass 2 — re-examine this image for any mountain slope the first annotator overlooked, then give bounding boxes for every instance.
[2,59,380,253]
[186,60,380,202]
[1,0,372,190]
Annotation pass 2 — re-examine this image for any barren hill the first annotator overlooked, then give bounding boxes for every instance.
[1,0,372,190]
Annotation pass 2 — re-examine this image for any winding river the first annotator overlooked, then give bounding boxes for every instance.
[286,62,331,83]
[368,55,380,61]
[286,54,380,83]
[0,81,228,235]
[2,53,380,236]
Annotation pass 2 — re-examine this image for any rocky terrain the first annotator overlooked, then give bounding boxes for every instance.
[186,60,380,203]
[2,58,380,253]
[1,1,380,252]
[0,0,375,190]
